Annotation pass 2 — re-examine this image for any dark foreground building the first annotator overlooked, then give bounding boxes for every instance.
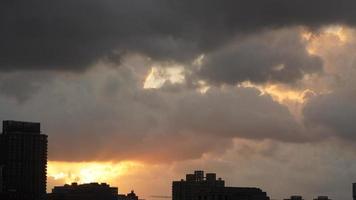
[0,120,48,200]
[47,182,119,200]
[173,170,269,200]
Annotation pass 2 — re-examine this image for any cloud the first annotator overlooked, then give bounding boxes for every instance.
[196,28,323,85]
[303,88,356,140]
[2,0,356,72]
[0,71,54,102]
[301,26,356,141]
[0,57,305,162]
[1,26,327,104]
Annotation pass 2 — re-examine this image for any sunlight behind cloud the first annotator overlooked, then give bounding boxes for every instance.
[238,81,316,119]
[239,81,310,104]
[324,25,348,42]
[143,65,185,89]
[302,25,349,55]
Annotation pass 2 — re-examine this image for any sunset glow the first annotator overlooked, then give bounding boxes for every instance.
[47,161,143,184]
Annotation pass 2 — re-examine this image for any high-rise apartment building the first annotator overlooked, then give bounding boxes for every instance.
[0,120,48,200]
[0,165,3,193]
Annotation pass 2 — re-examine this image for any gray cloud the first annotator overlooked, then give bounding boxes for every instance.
[196,28,323,85]
[169,87,303,142]
[0,71,54,102]
[303,88,356,140]
[44,86,303,162]
[0,61,305,162]
[2,0,356,72]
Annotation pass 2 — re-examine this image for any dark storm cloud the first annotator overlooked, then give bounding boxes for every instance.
[2,0,356,72]
[196,29,323,85]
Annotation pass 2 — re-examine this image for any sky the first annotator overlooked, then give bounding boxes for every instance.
[2,1,356,199]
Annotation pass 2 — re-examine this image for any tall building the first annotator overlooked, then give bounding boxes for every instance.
[353,183,356,200]
[0,165,3,193]
[0,120,48,200]
[48,182,119,200]
[172,170,270,200]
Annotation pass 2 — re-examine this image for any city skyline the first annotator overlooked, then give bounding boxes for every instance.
[2,0,356,199]
[0,128,346,200]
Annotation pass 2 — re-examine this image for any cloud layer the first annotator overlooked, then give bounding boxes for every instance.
[0,58,305,162]
[2,0,356,72]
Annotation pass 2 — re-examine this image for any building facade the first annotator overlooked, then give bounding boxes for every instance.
[0,165,3,193]
[173,170,270,200]
[0,120,48,200]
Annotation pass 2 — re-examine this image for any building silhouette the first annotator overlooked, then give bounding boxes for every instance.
[117,190,139,200]
[0,165,3,193]
[172,170,269,200]
[284,196,303,200]
[47,182,120,200]
[0,120,48,200]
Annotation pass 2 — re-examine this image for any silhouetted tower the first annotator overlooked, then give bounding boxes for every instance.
[353,183,356,200]
[0,120,48,200]
[0,165,3,193]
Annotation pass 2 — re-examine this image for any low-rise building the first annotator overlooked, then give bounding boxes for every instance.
[313,196,331,200]
[284,196,304,200]
[173,170,269,200]
[47,182,118,200]
[118,190,139,200]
